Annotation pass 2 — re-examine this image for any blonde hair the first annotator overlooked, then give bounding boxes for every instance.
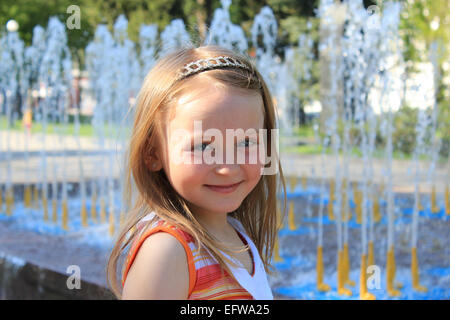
[107,45,287,299]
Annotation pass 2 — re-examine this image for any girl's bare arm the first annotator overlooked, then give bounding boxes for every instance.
[122,232,190,299]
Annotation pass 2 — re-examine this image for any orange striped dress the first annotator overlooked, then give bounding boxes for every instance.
[122,212,273,300]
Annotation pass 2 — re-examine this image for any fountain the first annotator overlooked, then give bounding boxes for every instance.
[206,0,248,53]
[0,0,448,300]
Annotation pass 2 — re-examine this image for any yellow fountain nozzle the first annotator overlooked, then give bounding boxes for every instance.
[52,199,58,223]
[274,238,284,263]
[411,247,428,292]
[359,254,376,300]
[386,247,401,297]
[338,249,353,296]
[6,188,14,216]
[91,193,98,223]
[353,190,363,224]
[62,200,69,231]
[316,245,331,292]
[289,176,298,192]
[301,175,307,190]
[373,196,382,223]
[109,209,115,236]
[367,241,375,268]
[91,188,97,223]
[355,206,362,225]
[329,179,336,201]
[317,283,331,292]
[360,291,376,300]
[24,185,32,208]
[352,183,359,197]
[42,195,48,221]
[81,201,88,227]
[100,198,107,223]
[341,188,348,221]
[327,199,335,221]
[288,200,297,230]
[430,185,439,214]
[417,190,424,212]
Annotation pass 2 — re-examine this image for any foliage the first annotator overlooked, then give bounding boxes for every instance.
[391,104,447,159]
[399,0,449,66]
[0,1,323,63]
[436,95,450,158]
[392,105,418,155]
[398,0,449,159]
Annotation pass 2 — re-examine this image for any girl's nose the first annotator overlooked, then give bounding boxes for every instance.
[214,163,240,175]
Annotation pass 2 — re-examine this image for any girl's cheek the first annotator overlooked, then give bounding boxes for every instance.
[255,143,267,166]
[245,163,264,188]
[179,153,209,173]
[168,147,193,167]
[168,163,206,193]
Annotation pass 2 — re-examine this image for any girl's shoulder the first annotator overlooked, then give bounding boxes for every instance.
[122,211,197,288]
[121,212,193,298]
[135,211,194,243]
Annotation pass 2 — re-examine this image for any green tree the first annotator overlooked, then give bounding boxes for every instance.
[398,0,449,158]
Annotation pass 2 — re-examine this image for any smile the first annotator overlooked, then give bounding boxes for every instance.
[204,181,243,193]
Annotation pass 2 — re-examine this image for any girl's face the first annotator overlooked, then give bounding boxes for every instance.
[157,75,265,218]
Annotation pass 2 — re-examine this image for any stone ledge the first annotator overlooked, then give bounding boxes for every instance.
[0,252,116,300]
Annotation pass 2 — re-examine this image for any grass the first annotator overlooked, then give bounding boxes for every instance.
[291,125,316,139]
[283,124,447,163]
[1,115,95,137]
[281,143,325,155]
[281,142,442,162]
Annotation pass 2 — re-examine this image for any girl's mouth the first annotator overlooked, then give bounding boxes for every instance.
[204,181,243,193]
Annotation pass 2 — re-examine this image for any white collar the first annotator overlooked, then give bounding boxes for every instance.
[224,216,274,300]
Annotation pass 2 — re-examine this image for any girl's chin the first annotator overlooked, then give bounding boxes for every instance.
[188,202,242,216]
[216,202,242,213]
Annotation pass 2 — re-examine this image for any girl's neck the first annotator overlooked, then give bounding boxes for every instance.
[193,210,233,238]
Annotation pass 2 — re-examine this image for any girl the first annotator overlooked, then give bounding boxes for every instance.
[107,45,287,300]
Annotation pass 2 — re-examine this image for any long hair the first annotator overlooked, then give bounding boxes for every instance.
[107,45,287,299]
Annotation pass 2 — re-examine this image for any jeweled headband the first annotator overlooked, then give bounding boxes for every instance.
[176,56,253,81]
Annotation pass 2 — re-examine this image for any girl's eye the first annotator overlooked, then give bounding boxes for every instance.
[192,142,213,152]
[239,138,258,148]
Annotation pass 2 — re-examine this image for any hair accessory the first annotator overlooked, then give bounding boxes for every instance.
[176,56,252,81]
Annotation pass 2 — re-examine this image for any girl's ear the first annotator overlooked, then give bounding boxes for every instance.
[144,143,163,172]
